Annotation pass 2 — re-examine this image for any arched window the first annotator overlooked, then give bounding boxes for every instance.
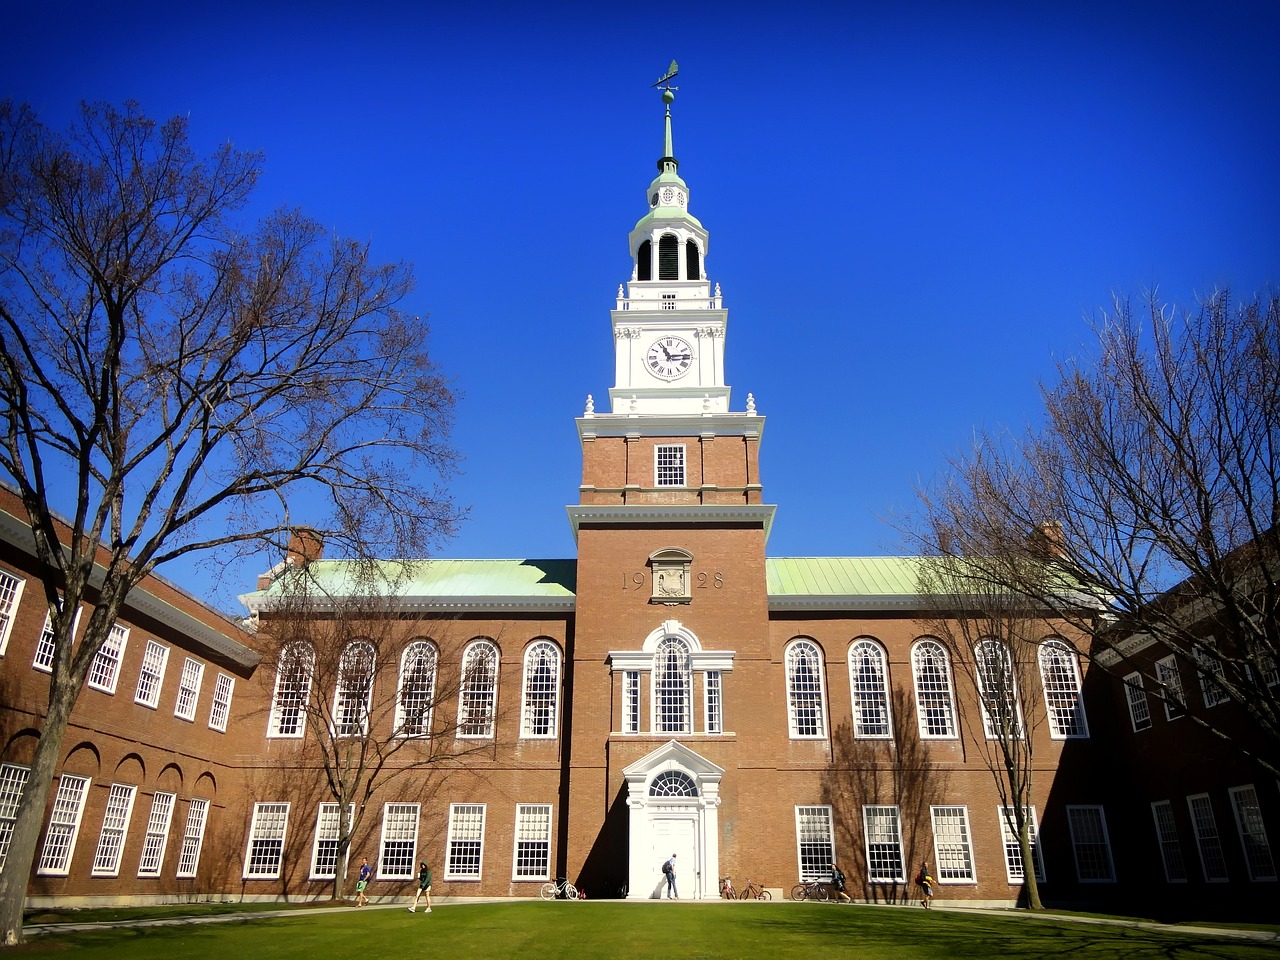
[649,770,698,797]
[786,640,826,738]
[520,640,561,739]
[395,640,437,737]
[333,640,375,737]
[975,639,1022,739]
[458,640,499,738]
[268,641,314,738]
[911,639,957,738]
[685,239,701,280]
[1039,639,1089,738]
[653,636,692,734]
[637,239,652,281]
[658,233,679,280]
[849,639,892,738]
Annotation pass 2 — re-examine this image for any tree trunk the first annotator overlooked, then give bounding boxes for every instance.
[1018,824,1044,910]
[0,680,79,946]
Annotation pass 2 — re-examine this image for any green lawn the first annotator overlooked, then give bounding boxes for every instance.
[21,902,1279,959]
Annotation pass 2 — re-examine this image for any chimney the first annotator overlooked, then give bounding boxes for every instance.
[286,527,324,567]
[1030,521,1066,559]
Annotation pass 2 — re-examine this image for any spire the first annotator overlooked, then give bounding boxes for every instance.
[654,60,679,174]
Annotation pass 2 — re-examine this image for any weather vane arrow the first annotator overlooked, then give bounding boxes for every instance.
[653,60,679,90]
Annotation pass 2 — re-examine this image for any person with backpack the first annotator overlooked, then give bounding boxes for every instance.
[661,854,678,899]
[915,862,934,909]
[829,862,852,902]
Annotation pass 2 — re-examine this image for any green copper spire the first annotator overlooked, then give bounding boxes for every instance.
[654,60,679,173]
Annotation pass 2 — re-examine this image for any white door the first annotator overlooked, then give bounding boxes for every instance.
[650,817,698,898]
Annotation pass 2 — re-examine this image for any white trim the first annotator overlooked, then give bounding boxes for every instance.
[930,805,977,884]
[91,783,138,877]
[243,802,290,879]
[1065,805,1116,882]
[444,803,486,880]
[137,791,176,878]
[175,798,209,878]
[377,802,420,880]
[519,640,561,739]
[309,802,353,880]
[87,624,129,695]
[174,657,204,722]
[208,673,235,732]
[511,803,553,881]
[37,774,91,876]
[134,639,170,709]
[0,569,25,656]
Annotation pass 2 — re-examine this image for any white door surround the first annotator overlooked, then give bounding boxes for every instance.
[622,740,724,900]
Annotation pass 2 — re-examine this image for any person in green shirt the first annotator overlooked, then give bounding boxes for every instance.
[408,861,433,913]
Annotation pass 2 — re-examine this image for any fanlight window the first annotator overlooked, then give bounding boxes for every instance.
[649,771,698,797]
[653,637,692,734]
[975,639,1022,739]
[911,640,957,738]
[1039,639,1089,738]
[269,642,315,737]
[521,641,561,738]
[849,639,892,738]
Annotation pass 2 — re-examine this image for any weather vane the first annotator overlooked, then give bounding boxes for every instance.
[653,60,679,99]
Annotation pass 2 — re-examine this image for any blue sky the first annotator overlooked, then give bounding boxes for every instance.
[5,1,1278,612]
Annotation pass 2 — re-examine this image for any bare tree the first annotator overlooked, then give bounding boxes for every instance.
[0,101,458,944]
[250,566,506,901]
[909,290,1280,778]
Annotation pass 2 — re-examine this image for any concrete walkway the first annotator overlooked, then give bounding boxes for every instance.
[23,898,1280,945]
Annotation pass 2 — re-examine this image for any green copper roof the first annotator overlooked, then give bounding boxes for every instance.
[766,557,927,599]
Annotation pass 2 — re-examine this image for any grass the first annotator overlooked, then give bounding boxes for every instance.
[17,901,1279,959]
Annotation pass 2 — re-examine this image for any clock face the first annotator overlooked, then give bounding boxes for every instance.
[646,336,694,380]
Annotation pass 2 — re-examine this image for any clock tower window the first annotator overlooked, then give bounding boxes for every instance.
[658,233,679,280]
[686,239,701,280]
[655,445,686,487]
[637,240,652,281]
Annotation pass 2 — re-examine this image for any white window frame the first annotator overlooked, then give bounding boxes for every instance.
[174,657,204,722]
[176,798,209,878]
[976,639,1023,740]
[519,640,560,739]
[911,639,958,739]
[849,638,892,739]
[998,806,1045,883]
[1151,799,1188,883]
[444,803,486,880]
[1228,784,1277,881]
[930,805,976,883]
[394,640,437,737]
[458,640,499,739]
[91,783,138,877]
[37,774,91,876]
[137,791,176,878]
[653,636,692,735]
[1123,672,1152,732]
[1193,645,1230,708]
[1039,639,1089,738]
[378,802,420,880]
[622,670,640,734]
[134,639,170,709]
[87,624,129,694]
[785,639,827,739]
[310,802,354,880]
[243,802,290,880]
[1156,654,1186,720]
[268,642,314,738]
[332,640,376,738]
[654,443,686,487]
[862,804,906,883]
[704,670,723,734]
[794,805,835,882]
[0,763,32,870]
[1186,793,1229,882]
[1066,805,1115,882]
[208,673,235,732]
[512,803,552,881]
[34,604,81,673]
[0,569,25,656]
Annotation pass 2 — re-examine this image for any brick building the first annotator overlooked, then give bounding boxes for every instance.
[1,88,1274,918]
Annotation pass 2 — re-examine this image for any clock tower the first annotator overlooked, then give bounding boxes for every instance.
[566,75,776,901]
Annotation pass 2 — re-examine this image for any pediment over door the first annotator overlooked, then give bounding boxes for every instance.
[622,739,724,804]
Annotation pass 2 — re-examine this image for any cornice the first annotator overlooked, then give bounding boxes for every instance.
[244,593,576,616]
[567,503,775,544]
[577,412,764,441]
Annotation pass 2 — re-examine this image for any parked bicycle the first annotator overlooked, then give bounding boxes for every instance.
[540,877,579,900]
[790,879,831,901]
[720,877,737,899]
[738,878,772,900]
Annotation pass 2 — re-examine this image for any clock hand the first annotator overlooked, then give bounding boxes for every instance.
[660,345,672,360]
[669,353,691,361]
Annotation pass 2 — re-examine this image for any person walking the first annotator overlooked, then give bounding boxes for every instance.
[662,854,678,899]
[829,862,852,903]
[408,861,432,913]
[916,862,934,909]
[355,856,373,907]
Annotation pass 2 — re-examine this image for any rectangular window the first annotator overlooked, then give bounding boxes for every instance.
[998,806,1045,883]
[1187,793,1229,882]
[445,803,486,880]
[1151,800,1188,882]
[311,803,352,880]
[1123,672,1151,732]
[87,624,129,694]
[623,671,640,734]
[0,763,32,870]
[655,444,686,487]
[134,639,170,709]
[704,671,723,734]
[1156,655,1186,719]
[91,783,138,876]
[513,804,552,881]
[862,805,905,882]
[1228,785,1277,881]
[930,806,975,883]
[174,657,204,722]
[176,798,209,878]
[137,791,176,877]
[208,673,235,732]
[794,805,835,881]
[0,570,25,656]
[33,605,79,673]
[379,803,420,880]
[1066,805,1115,882]
[243,802,290,879]
[37,774,91,875]
[1193,646,1229,708]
